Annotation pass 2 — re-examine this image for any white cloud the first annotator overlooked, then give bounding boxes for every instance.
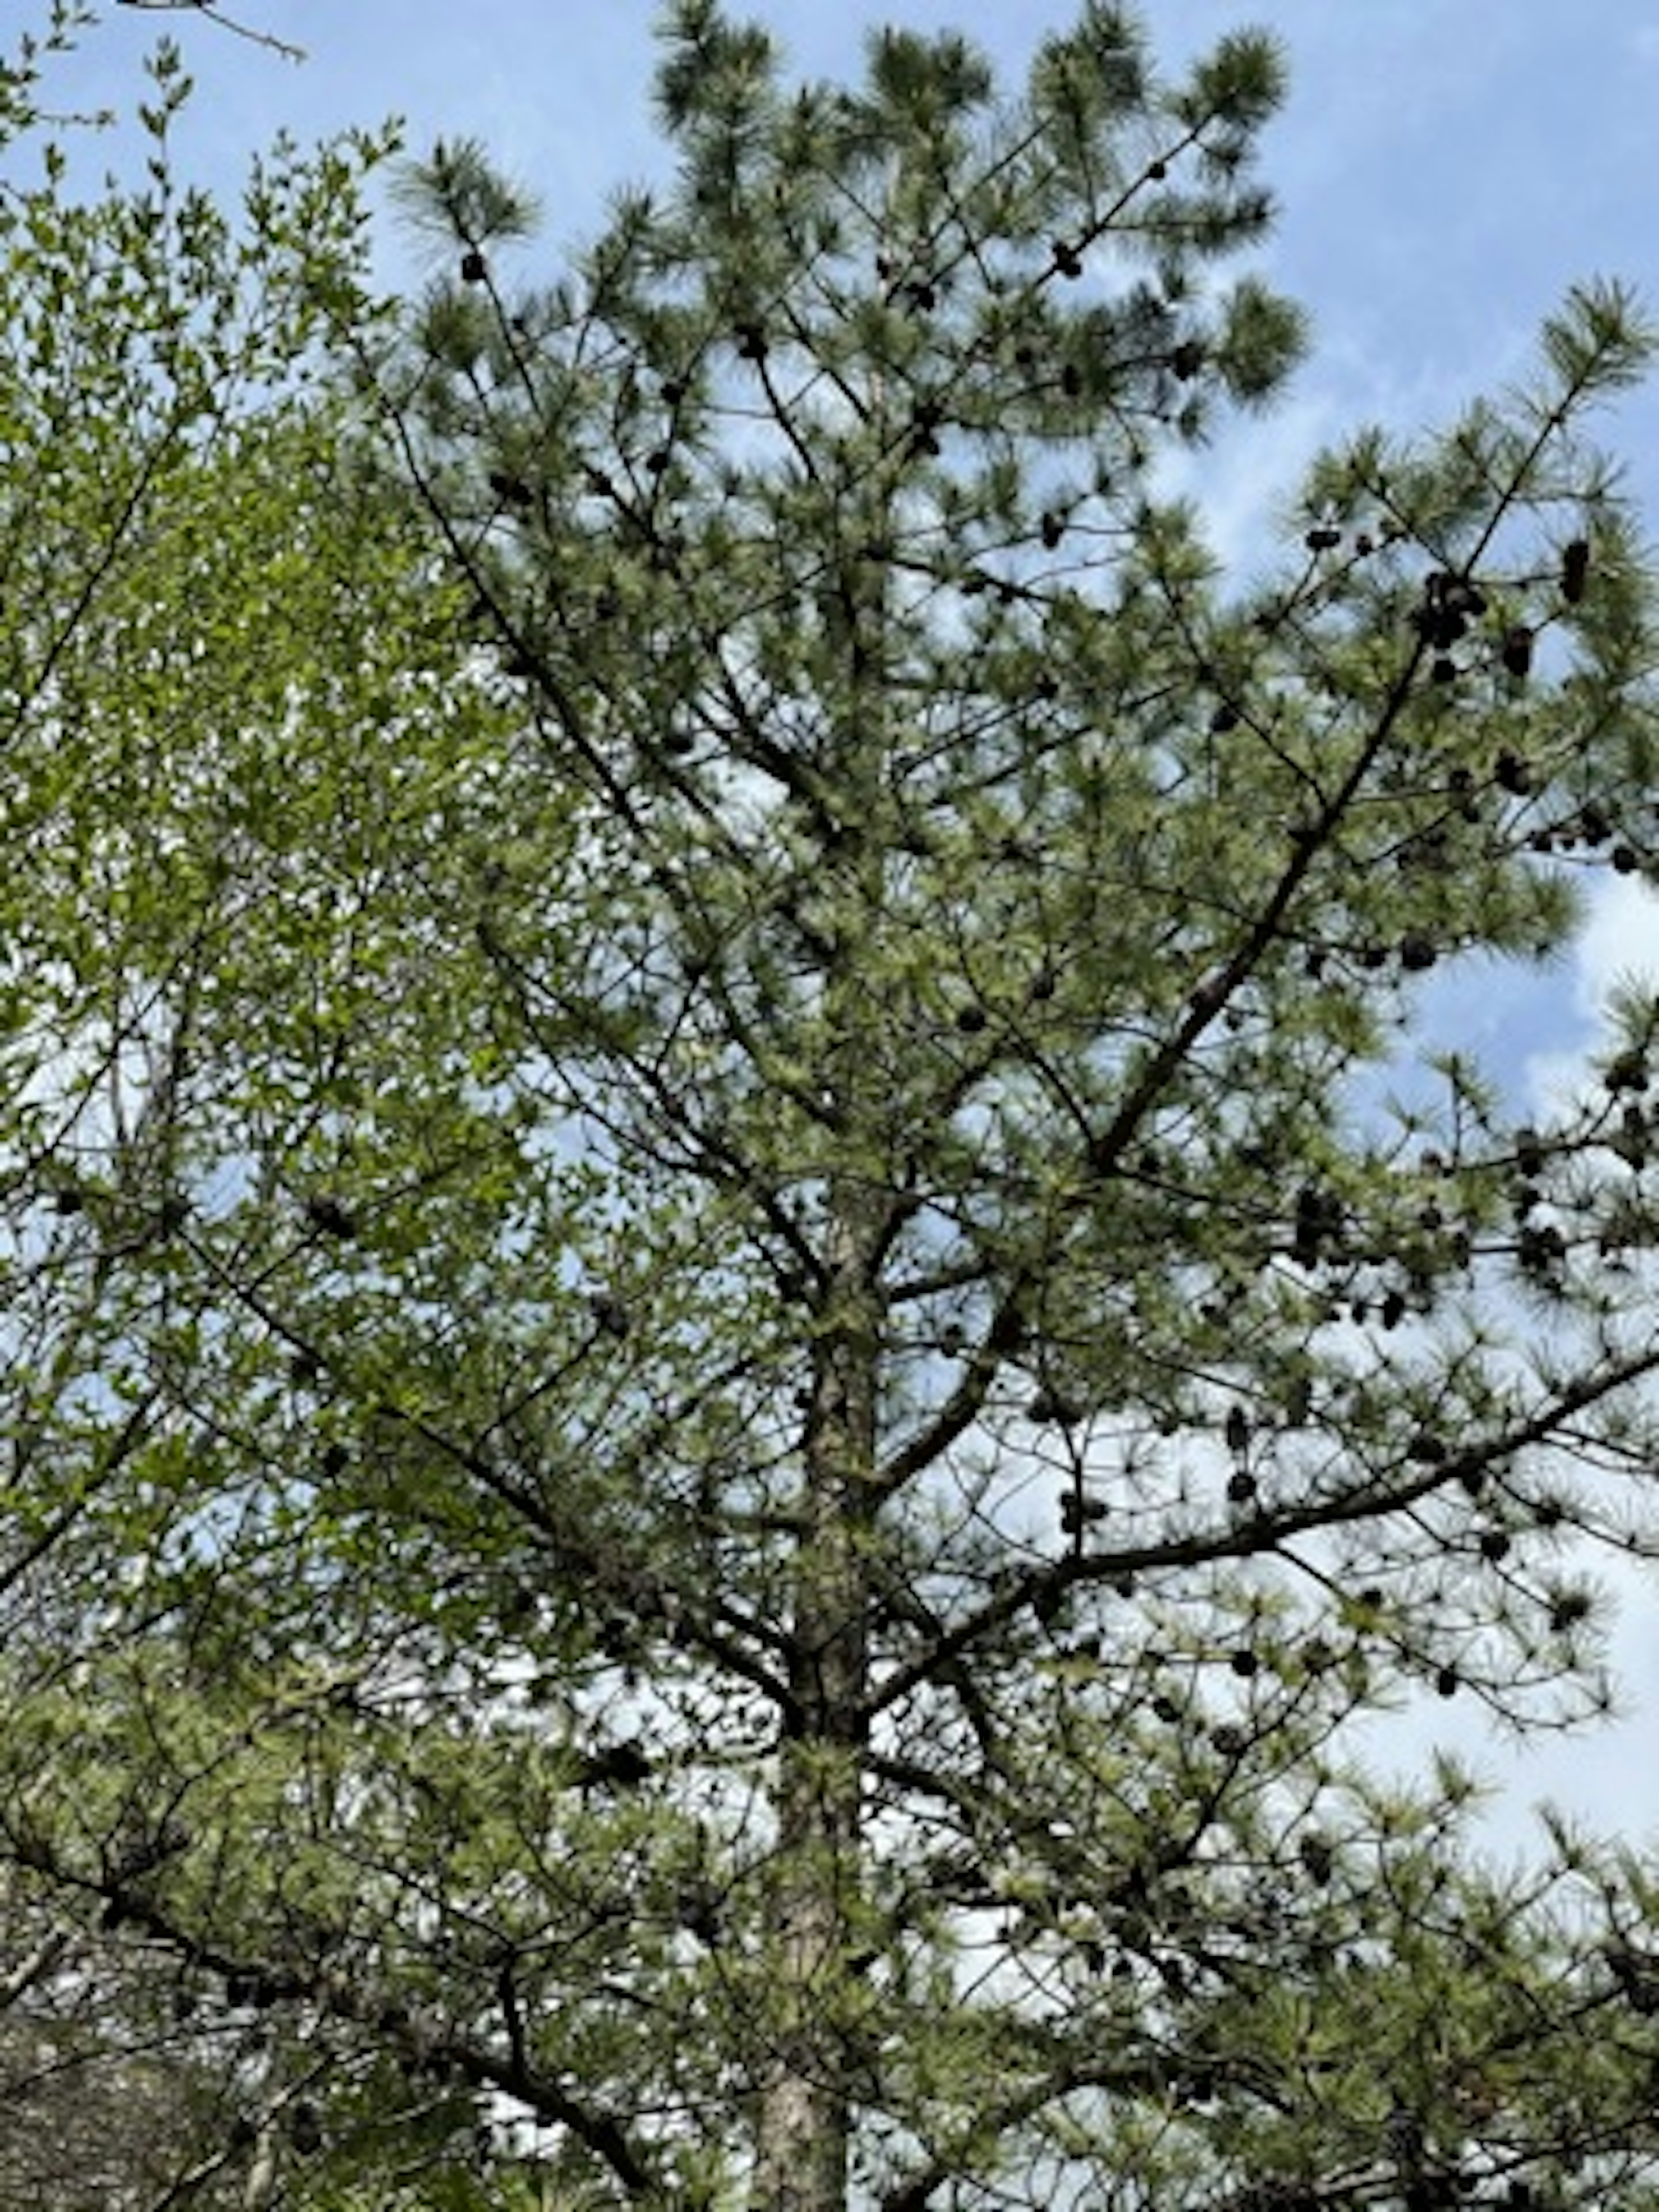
[1526,874,1659,1116]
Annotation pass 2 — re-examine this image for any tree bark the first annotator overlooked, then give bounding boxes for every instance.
[750,1165,881,2212]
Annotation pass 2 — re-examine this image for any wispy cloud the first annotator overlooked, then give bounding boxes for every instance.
[1526,875,1659,1117]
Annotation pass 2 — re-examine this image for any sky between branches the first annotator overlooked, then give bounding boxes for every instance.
[46,0,1659,1847]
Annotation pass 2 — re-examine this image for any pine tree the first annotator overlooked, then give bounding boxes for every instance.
[7,6,1659,2211]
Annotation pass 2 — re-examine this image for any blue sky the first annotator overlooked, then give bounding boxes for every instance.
[48,3,1659,1843]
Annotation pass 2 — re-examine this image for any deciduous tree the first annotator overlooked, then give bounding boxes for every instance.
[0,11,496,2206]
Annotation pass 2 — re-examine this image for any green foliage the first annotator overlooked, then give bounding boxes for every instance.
[5,6,1659,2212]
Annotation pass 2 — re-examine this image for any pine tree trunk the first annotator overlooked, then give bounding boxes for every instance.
[750,1173,882,2212]
[750,406,896,2212]
[752,1097,889,2203]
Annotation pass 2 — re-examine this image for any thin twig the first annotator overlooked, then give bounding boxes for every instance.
[113,0,306,63]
